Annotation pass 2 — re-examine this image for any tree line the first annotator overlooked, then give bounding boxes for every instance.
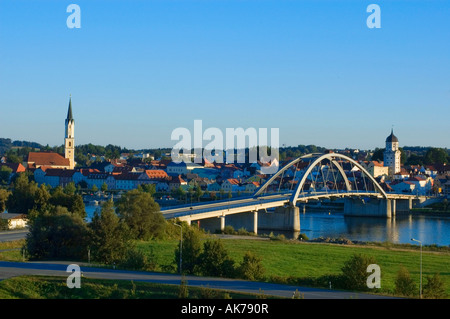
[1,173,176,267]
[371,147,449,166]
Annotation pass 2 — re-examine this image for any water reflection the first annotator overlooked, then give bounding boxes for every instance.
[297,211,450,246]
[260,211,450,246]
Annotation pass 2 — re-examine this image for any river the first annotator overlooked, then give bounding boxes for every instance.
[85,205,450,247]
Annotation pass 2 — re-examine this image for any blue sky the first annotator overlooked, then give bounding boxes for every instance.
[0,0,449,150]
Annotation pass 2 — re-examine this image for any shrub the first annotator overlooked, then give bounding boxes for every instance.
[198,239,236,278]
[340,253,377,291]
[174,226,203,275]
[423,273,447,299]
[298,233,309,241]
[238,251,265,281]
[394,266,416,297]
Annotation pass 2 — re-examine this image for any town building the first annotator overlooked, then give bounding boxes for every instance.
[383,129,401,176]
[27,97,76,170]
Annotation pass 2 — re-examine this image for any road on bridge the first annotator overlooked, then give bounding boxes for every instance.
[0,261,395,299]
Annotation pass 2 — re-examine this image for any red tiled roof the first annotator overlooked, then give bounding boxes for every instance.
[145,169,168,179]
[0,163,26,173]
[28,152,70,167]
[226,178,240,185]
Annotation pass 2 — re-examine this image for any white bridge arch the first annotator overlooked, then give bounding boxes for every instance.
[254,152,388,206]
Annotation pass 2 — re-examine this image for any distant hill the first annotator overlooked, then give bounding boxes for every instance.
[0,138,43,155]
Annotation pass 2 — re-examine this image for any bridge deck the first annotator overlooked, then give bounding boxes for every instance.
[160,191,414,221]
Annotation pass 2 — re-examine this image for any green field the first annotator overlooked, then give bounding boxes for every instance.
[137,237,450,297]
[0,275,269,299]
[1,237,449,298]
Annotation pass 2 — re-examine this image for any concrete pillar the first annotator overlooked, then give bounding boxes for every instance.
[253,211,258,235]
[291,206,300,232]
[220,216,225,232]
[385,199,392,219]
[391,199,396,217]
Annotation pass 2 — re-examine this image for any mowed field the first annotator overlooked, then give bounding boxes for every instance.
[138,237,450,297]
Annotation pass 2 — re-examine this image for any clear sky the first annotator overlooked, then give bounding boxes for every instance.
[0,0,449,151]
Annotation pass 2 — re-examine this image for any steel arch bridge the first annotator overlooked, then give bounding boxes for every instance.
[253,152,388,206]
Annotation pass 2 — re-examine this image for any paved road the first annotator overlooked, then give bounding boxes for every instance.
[0,229,28,242]
[0,261,394,299]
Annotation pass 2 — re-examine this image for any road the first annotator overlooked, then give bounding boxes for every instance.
[0,261,394,299]
[0,229,28,242]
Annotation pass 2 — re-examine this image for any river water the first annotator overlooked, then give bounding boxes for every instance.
[296,211,450,247]
[85,205,450,247]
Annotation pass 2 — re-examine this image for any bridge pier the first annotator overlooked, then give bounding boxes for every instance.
[259,206,300,232]
[253,211,258,235]
[344,198,395,218]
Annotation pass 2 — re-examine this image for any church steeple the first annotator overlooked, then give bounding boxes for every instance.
[64,96,75,169]
[67,96,74,122]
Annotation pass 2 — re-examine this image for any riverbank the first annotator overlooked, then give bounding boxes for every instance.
[136,234,450,297]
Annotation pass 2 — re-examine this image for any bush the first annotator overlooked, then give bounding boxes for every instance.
[174,226,203,274]
[119,248,153,271]
[0,218,8,231]
[394,266,417,297]
[340,253,378,291]
[423,273,447,299]
[198,239,236,278]
[238,251,265,281]
[298,233,309,241]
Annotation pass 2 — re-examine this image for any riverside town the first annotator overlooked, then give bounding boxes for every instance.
[0,1,449,314]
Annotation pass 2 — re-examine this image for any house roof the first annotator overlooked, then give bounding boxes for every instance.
[145,170,168,179]
[0,162,26,173]
[114,173,140,180]
[226,178,240,185]
[0,213,27,220]
[170,175,187,184]
[28,152,70,167]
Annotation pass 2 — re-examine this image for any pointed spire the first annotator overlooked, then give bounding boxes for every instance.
[67,95,74,121]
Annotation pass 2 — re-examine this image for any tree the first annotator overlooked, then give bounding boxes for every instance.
[423,273,447,299]
[49,186,86,219]
[340,254,378,291]
[64,182,76,195]
[174,225,203,275]
[91,184,98,193]
[198,239,236,278]
[138,183,156,196]
[0,188,10,213]
[194,186,203,202]
[115,189,165,240]
[394,266,416,297]
[424,148,448,165]
[25,206,90,260]
[89,200,130,265]
[101,182,108,193]
[371,148,384,162]
[0,166,12,185]
[238,251,265,281]
[6,173,39,214]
